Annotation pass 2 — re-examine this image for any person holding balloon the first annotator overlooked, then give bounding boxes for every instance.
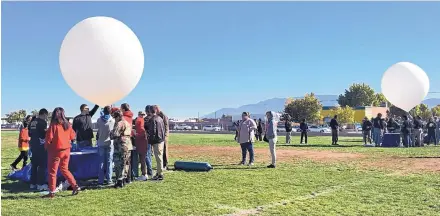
[44,107,80,198]
[72,104,99,148]
[111,110,133,188]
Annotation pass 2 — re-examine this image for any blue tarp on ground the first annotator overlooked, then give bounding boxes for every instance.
[8,147,100,182]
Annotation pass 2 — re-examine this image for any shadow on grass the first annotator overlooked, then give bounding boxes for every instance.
[278,144,360,148]
[1,180,34,194]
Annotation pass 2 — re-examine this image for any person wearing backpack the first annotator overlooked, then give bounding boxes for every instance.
[144,105,166,181]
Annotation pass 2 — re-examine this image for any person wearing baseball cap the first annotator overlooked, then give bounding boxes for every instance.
[135,111,149,181]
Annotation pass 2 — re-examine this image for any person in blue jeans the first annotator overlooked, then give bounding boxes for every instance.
[401,115,411,147]
[96,106,115,186]
[237,112,257,166]
[146,144,153,177]
[144,106,154,177]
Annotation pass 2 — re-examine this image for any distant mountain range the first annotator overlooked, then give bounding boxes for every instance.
[203,95,440,120]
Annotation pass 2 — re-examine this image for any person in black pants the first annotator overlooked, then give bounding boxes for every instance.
[256,119,263,141]
[29,109,49,190]
[330,115,339,145]
[426,117,437,146]
[299,119,308,144]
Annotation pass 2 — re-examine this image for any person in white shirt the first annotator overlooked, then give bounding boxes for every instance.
[237,112,257,166]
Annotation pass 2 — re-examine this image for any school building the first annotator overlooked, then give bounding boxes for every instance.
[321,106,389,123]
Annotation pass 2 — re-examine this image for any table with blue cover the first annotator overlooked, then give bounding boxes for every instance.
[8,147,100,182]
[382,133,401,147]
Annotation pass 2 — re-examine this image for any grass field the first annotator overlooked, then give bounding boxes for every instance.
[2,131,440,216]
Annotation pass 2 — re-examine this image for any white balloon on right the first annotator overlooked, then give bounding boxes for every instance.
[381,62,430,112]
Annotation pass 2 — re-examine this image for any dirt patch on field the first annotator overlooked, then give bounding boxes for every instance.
[360,157,440,174]
[170,145,440,174]
[170,145,364,164]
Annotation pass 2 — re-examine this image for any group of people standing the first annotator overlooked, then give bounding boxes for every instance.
[11,108,81,198]
[10,103,169,198]
[235,111,278,168]
[361,113,440,147]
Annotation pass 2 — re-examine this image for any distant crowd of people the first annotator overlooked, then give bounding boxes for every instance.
[360,113,439,147]
[10,103,169,198]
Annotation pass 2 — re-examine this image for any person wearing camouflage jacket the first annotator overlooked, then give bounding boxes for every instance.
[110,111,133,188]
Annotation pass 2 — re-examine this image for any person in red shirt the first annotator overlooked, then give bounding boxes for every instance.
[43,107,80,198]
[134,111,148,181]
[10,115,32,170]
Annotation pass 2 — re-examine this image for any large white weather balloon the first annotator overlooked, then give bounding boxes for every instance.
[59,16,144,106]
[381,62,429,112]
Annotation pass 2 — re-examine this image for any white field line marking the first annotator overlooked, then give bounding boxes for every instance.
[222,173,396,216]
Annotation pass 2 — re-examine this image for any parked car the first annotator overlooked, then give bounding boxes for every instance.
[174,124,192,130]
[277,127,286,132]
[309,125,331,133]
[193,126,199,130]
[296,128,310,132]
[203,125,221,131]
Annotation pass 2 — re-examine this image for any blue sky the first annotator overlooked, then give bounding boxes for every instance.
[2,2,440,119]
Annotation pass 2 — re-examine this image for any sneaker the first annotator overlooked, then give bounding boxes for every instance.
[114,180,124,189]
[267,164,276,168]
[136,175,148,181]
[42,192,55,199]
[38,184,49,191]
[30,184,37,189]
[248,163,254,166]
[125,178,132,184]
[55,183,63,193]
[72,185,80,196]
[152,175,164,181]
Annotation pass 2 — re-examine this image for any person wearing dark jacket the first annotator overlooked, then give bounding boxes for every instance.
[144,105,165,181]
[386,117,400,133]
[256,119,263,141]
[372,113,384,146]
[299,119,308,144]
[426,117,437,146]
[285,119,293,144]
[155,105,170,170]
[401,115,411,147]
[413,116,423,147]
[72,104,99,148]
[362,117,373,145]
[29,109,49,191]
[329,115,339,145]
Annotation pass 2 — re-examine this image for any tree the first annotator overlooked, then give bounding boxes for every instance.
[373,93,390,107]
[338,83,376,107]
[412,104,432,121]
[284,93,322,123]
[31,109,39,116]
[329,106,355,124]
[5,111,18,123]
[431,105,440,117]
